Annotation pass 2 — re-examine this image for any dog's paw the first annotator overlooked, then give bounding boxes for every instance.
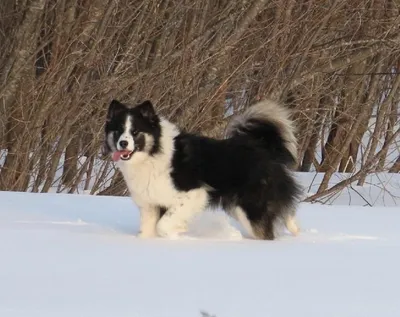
[155,228,182,239]
[137,231,157,239]
[157,221,188,240]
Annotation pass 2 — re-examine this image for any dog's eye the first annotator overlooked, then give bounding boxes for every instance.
[133,130,138,136]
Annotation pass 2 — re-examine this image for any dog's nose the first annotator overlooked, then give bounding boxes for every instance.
[119,140,128,149]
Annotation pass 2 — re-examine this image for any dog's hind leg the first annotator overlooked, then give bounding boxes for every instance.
[233,206,276,240]
[232,207,262,240]
[285,214,300,236]
[156,188,208,239]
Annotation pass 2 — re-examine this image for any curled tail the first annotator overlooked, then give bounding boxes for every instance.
[226,99,301,238]
[225,99,298,168]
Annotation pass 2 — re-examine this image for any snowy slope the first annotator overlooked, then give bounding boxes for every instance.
[1,191,400,317]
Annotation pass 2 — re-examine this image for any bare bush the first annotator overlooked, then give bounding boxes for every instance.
[0,0,399,200]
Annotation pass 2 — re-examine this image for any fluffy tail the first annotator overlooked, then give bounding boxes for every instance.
[225,99,298,168]
[226,99,301,238]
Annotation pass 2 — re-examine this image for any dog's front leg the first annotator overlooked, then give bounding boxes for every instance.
[137,204,162,238]
[156,189,208,239]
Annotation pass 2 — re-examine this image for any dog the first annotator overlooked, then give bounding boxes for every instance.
[103,98,302,240]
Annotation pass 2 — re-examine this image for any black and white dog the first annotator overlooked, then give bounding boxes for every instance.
[103,99,302,240]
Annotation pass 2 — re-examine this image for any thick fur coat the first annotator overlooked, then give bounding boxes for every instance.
[103,99,302,240]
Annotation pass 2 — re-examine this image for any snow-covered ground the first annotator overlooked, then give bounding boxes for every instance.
[1,190,400,317]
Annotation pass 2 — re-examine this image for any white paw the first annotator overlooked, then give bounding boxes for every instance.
[156,220,187,239]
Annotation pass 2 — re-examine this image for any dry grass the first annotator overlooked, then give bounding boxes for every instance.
[0,0,399,200]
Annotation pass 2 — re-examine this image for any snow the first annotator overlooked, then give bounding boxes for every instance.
[1,190,400,317]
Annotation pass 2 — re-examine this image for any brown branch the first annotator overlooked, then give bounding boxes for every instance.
[280,0,345,101]
[290,35,400,89]
[389,155,400,173]
[304,127,400,202]
[357,72,400,184]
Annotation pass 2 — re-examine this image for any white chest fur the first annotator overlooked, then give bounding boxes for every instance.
[116,119,181,207]
[118,158,177,206]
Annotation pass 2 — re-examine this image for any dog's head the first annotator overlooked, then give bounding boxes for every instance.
[103,99,161,163]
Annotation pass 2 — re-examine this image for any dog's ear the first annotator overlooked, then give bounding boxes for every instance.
[107,99,126,121]
[136,100,157,122]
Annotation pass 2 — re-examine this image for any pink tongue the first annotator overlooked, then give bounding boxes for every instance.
[112,151,130,162]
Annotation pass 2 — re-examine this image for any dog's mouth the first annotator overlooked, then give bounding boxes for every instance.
[112,150,135,162]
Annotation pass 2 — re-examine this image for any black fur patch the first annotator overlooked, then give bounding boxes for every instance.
[170,128,301,240]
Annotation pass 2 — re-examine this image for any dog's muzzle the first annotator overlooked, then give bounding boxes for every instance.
[112,149,135,162]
